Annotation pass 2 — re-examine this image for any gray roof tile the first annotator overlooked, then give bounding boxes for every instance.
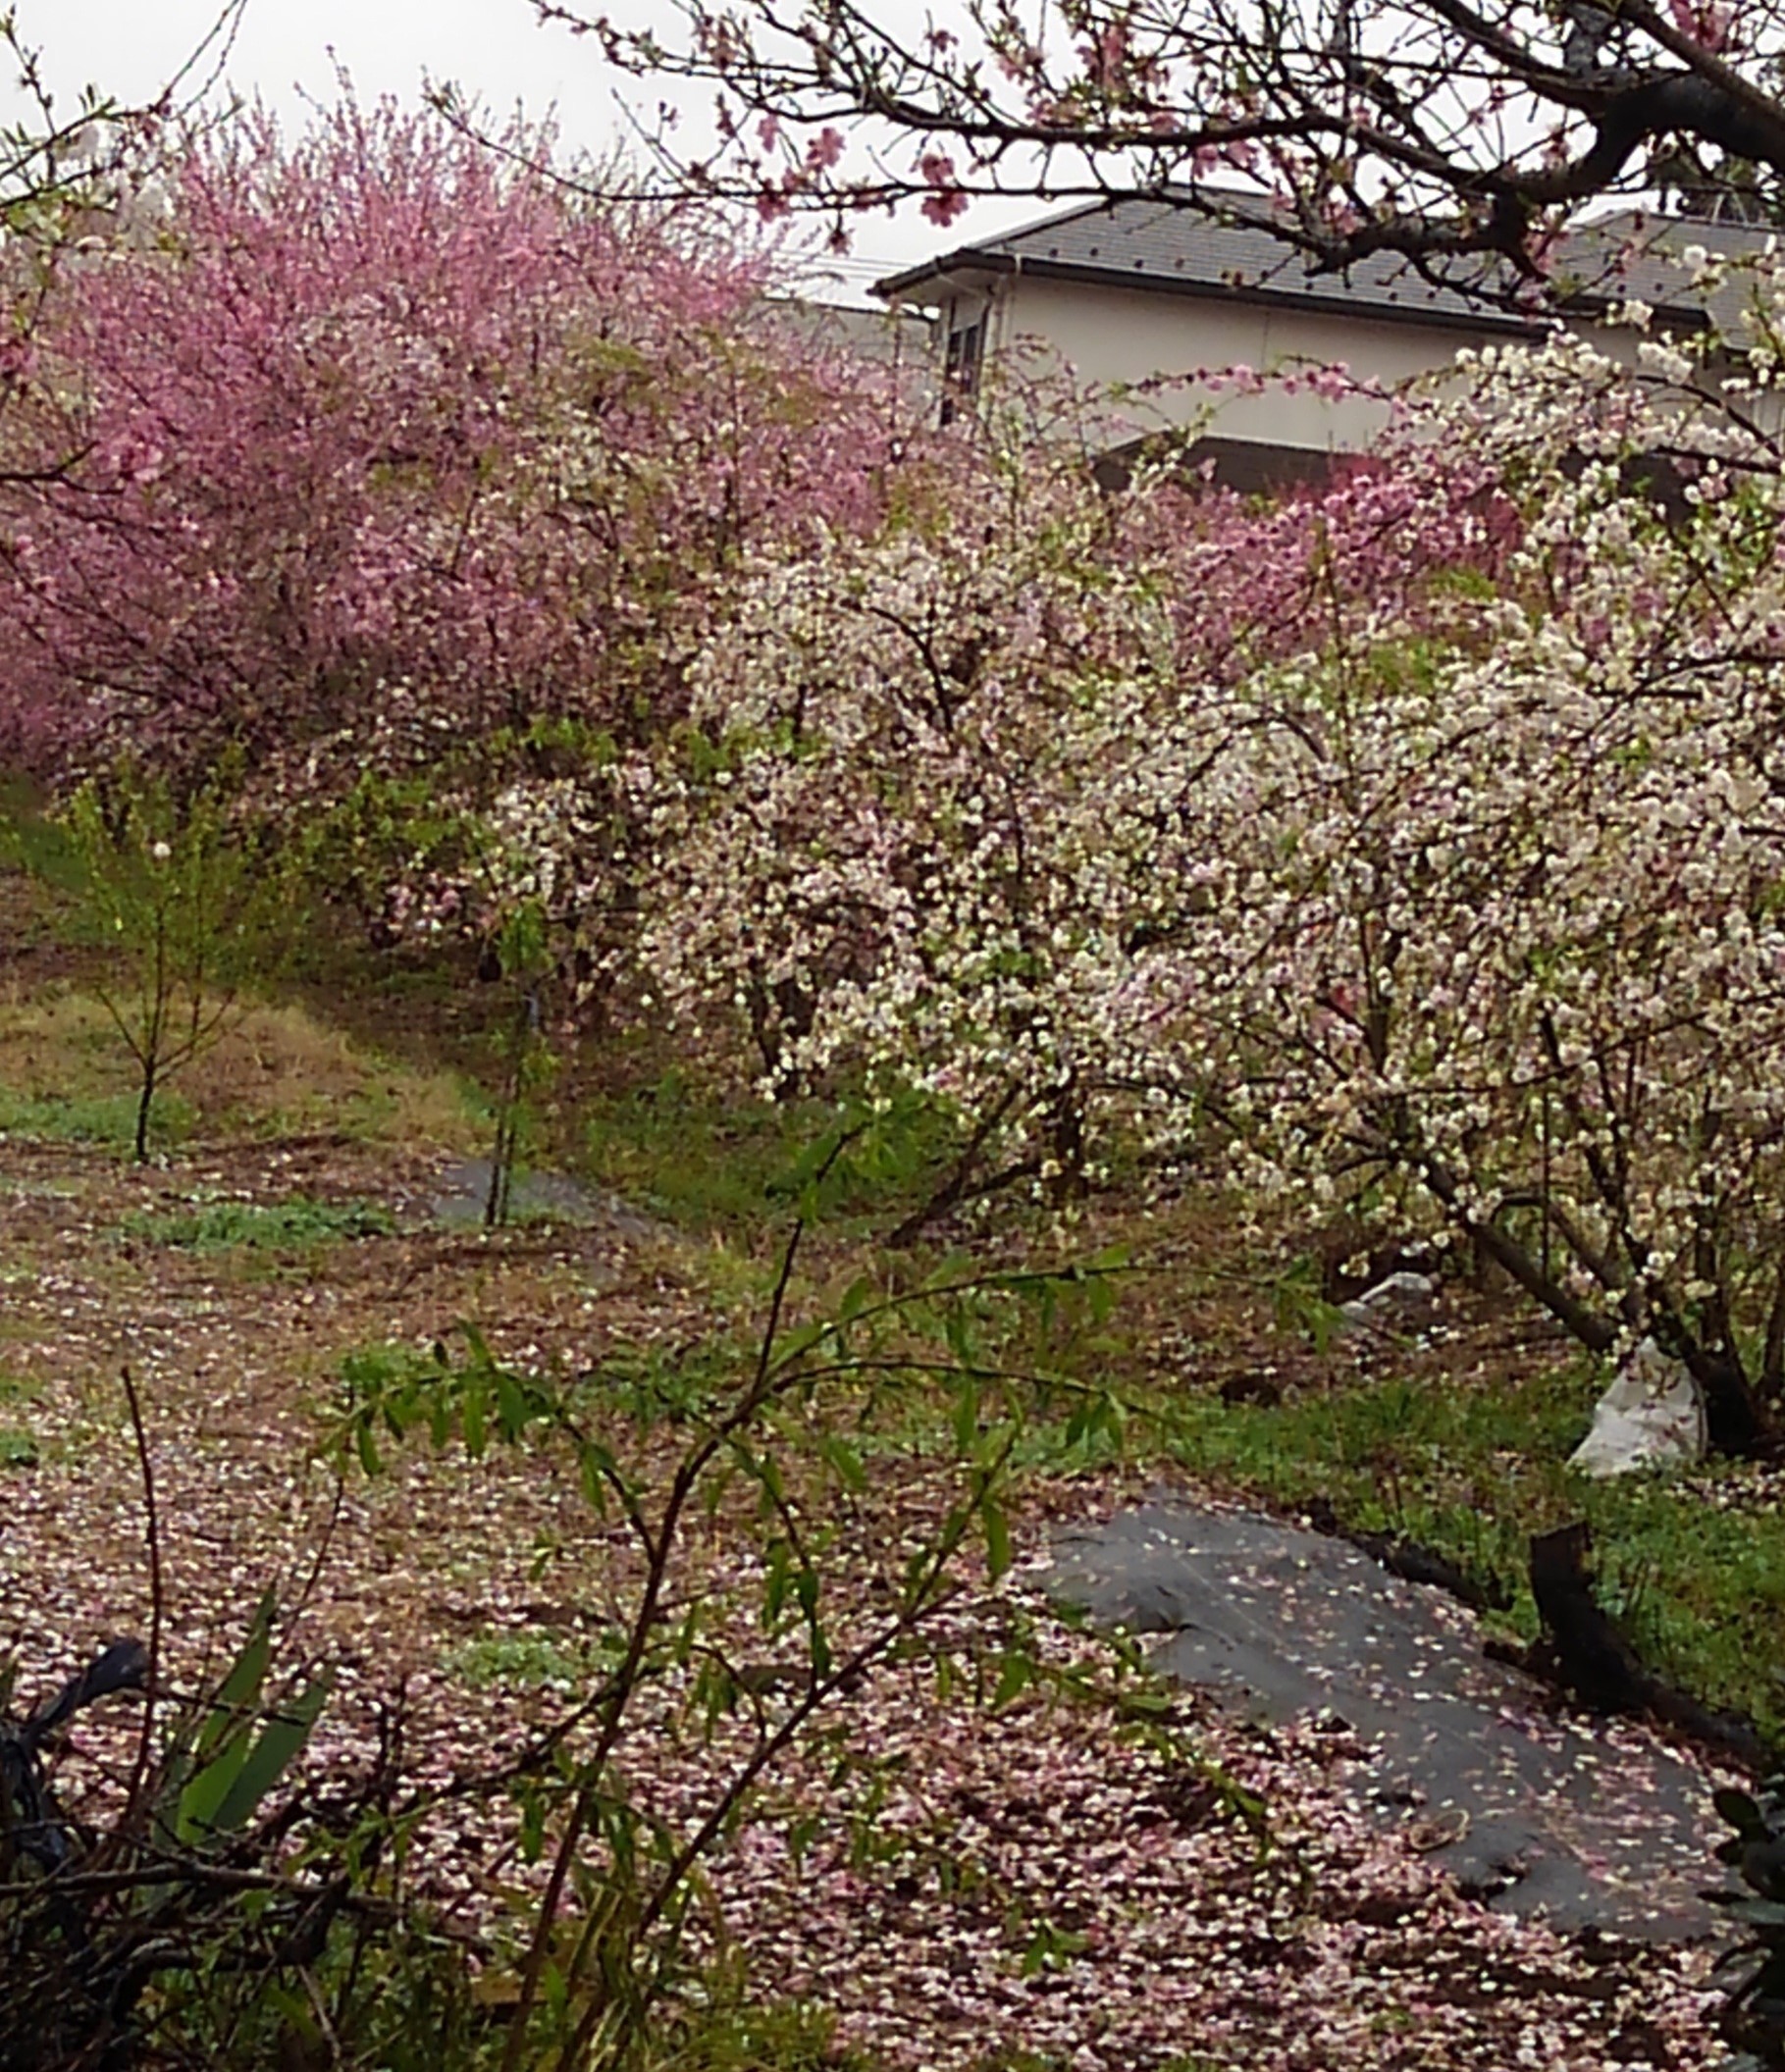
[877,189,1781,337]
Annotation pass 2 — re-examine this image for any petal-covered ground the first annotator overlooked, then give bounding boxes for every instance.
[0,1137,1737,2069]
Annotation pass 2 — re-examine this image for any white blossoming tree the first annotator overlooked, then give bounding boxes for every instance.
[608,254,1785,1456]
[1158,295,1785,1452]
[630,453,1159,1217]
[623,435,1506,1232]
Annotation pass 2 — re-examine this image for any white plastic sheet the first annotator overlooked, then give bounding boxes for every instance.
[1337,1271,1439,1331]
[1568,1338,1706,1477]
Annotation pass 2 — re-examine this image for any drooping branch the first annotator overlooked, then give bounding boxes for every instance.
[552,0,1785,300]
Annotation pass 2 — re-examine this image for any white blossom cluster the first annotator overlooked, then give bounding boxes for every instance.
[475,775,613,921]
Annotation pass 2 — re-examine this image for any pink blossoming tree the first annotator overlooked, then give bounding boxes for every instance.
[0,102,920,856]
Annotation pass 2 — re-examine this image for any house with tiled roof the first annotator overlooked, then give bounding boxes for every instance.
[874,191,1769,488]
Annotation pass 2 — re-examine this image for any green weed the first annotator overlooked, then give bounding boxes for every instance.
[627,1994,871,2071]
[580,1071,957,1239]
[122,1197,396,1252]
[0,1086,195,1149]
[0,1426,39,1469]
[444,1631,592,1694]
[0,1364,37,1404]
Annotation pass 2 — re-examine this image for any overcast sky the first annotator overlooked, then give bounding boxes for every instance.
[5,0,1030,300]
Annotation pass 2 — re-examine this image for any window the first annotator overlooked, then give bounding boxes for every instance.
[940,303,985,424]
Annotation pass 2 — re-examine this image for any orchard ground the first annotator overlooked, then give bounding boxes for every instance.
[3,862,1784,2071]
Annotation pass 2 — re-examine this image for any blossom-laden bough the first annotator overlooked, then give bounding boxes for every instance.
[551,0,1784,304]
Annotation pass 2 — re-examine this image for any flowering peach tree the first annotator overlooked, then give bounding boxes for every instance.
[0,101,919,935]
[627,264,1785,1452]
[1150,287,1785,1453]
[624,433,1507,1227]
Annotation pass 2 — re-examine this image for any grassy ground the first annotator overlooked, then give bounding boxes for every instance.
[1,861,1778,2070]
[0,986,481,1156]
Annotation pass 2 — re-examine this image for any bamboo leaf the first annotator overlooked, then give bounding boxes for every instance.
[981,1494,1012,1580]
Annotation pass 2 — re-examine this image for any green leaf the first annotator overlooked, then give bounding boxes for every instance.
[496,1371,533,1441]
[172,1735,250,1846]
[193,1595,275,1768]
[981,1495,1012,1581]
[1020,1919,1088,1977]
[991,1650,1032,1709]
[904,1536,939,1609]
[944,1305,975,1368]
[176,1642,280,1842]
[772,1319,829,1367]
[764,1537,792,1627]
[461,1379,487,1460]
[759,1450,787,1509]
[695,1657,738,1725]
[210,1672,332,1832]
[787,1811,821,1868]
[953,1379,980,1456]
[820,1432,866,1492]
[577,1439,620,1516]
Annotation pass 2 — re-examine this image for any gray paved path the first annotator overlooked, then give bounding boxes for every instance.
[1048,1501,1726,1941]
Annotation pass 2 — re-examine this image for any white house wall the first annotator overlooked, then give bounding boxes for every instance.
[989,275,1507,450]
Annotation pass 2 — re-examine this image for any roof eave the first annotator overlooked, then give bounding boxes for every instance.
[909,250,1549,336]
[874,250,1016,299]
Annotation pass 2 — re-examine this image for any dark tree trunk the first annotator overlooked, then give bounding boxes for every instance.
[132,1062,156,1165]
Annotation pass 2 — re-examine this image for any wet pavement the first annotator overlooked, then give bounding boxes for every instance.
[423,1158,664,1237]
[1048,1500,1726,1941]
